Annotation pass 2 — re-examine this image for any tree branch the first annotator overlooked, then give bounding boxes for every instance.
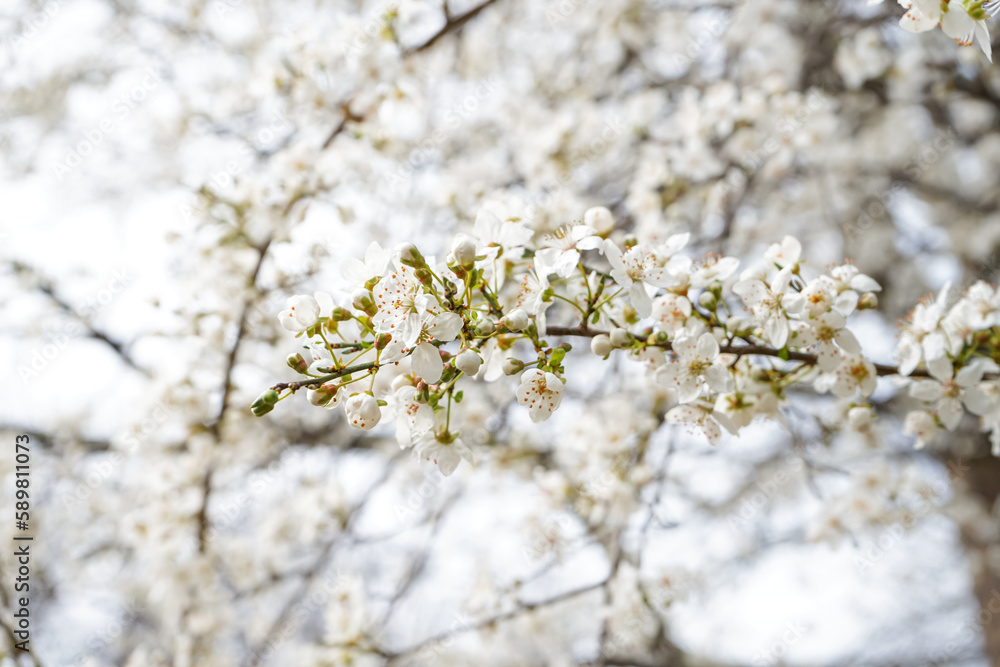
[543,326,932,378]
[403,0,500,55]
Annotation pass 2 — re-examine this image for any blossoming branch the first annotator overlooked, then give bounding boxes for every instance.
[253,209,1000,476]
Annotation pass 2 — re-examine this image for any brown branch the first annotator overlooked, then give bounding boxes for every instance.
[321,101,365,149]
[321,1,501,149]
[198,238,272,553]
[12,260,149,377]
[543,325,932,378]
[383,578,608,663]
[269,361,379,394]
[403,0,500,55]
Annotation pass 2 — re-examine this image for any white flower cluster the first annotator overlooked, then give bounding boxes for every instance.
[259,210,1000,475]
[873,0,1000,60]
[898,282,1000,454]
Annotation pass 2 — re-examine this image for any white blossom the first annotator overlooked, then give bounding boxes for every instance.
[656,331,733,403]
[908,357,997,430]
[340,241,390,289]
[733,266,805,348]
[516,369,565,423]
[535,224,603,278]
[666,402,736,446]
[278,294,321,332]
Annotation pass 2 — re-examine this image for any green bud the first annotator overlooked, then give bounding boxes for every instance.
[331,307,353,322]
[251,389,280,416]
[251,402,274,417]
[415,268,434,286]
[286,353,309,374]
[376,333,393,350]
[352,288,377,317]
[398,243,426,268]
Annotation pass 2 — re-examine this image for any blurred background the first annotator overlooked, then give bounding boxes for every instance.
[1,0,1000,665]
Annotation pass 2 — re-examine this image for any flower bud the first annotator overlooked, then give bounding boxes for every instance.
[502,309,530,332]
[451,234,477,268]
[475,318,496,336]
[415,268,434,286]
[455,349,483,376]
[502,357,525,376]
[858,292,878,310]
[848,406,874,430]
[397,242,426,268]
[250,389,279,416]
[307,383,341,408]
[376,333,393,350]
[351,288,377,316]
[584,206,615,235]
[591,334,613,357]
[344,393,382,430]
[698,291,717,309]
[331,307,353,322]
[726,316,745,333]
[286,353,309,374]
[609,327,631,348]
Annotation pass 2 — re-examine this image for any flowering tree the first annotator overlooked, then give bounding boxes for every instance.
[4,0,1000,666]
[258,223,1000,470]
